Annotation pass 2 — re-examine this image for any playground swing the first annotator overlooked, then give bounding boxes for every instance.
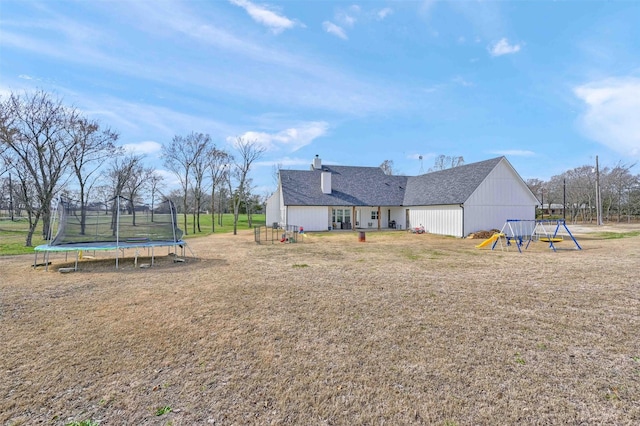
[478,219,581,253]
[533,221,563,243]
[493,219,536,253]
[529,219,581,251]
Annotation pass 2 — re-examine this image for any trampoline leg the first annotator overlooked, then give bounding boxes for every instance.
[151,246,155,266]
[75,252,79,271]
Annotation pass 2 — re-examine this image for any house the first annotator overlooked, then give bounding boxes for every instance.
[266,155,539,237]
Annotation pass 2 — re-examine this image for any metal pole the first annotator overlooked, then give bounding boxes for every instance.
[596,155,603,225]
[563,178,566,220]
[116,196,120,269]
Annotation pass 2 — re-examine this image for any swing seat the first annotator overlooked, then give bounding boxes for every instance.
[539,237,563,243]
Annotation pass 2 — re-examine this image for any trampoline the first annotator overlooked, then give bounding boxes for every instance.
[34,196,187,271]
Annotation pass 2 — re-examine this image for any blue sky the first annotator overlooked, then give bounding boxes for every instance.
[2,0,640,196]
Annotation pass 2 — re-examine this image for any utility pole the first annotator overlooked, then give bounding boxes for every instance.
[563,178,566,220]
[595,155,603,225]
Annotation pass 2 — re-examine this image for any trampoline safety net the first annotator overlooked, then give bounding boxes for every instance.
[49,196,183,246]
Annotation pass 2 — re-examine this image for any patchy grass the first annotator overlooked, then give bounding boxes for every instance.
[0,220,47,255]
[1,227,640,424]
[155,405,172,416]
[0,214,265,256]
[593,230,640,239]
[65,421,99,426]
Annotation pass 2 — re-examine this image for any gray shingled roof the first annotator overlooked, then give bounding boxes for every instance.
[280,157,505,207]
[403,157,503,206]
[280,165,408,206]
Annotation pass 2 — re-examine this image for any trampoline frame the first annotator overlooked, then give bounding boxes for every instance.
[34,240,187,271]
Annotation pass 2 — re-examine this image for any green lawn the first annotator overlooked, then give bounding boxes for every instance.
[0,214,265,256]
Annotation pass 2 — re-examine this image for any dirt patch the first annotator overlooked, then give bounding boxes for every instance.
[1,226,640,425]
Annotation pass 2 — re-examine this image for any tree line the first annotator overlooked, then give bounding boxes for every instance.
[526,162,639,223]
[0,90,264,246]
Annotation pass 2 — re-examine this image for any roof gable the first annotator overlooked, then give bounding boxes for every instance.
[403,157,503,205]
[280,165,407,206]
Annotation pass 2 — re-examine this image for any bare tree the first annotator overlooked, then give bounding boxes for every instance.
[190,135,213,234]
[122,162,153,226]
[428,155,464,172]
[526,178,546,216]
[380,159,394,175]
[162,132,210,235]
[227,137,264,235]
[67,117,119,234]
[564,165,598,222]
[0,90,79,246]
[108,154,143,234]
[148,170,165,222]
[602,162,637,222]
[244,177,256,227]
[208,146,230,232]
[6,154,40,236]
[93,184,113,215]
[0,157,19,220]
[526,178,545,203]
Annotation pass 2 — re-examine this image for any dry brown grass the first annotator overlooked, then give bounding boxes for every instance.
[1,225,640,425]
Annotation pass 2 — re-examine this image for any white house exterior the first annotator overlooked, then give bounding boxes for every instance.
[267,156,539,237]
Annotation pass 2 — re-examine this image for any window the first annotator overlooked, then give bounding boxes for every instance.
[371,211,379,220]
[332,208,351,223]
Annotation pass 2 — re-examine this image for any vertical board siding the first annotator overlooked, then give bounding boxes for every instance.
[464,205,534,235]
[464,159,537,234]
[287,206,330,231]
[408,206,463,237]
[265,191,280,226]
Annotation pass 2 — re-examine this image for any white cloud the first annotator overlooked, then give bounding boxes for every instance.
[153,169,182,190]
[323,21,348,40]
[419,0,438,17]
[377,7,393,20]
[489,150,535,157]
[5,2,400,117]
[488,38,521,56]
[229,0,301,34]
[338,13,356,27]
[336,6,359,27]
[228,121,329,152]
[452,76,473,87]
[574,77,640,157]
[121,141,163,155]
[255,156,311,168]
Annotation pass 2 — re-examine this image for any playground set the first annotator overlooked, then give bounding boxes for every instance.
[475,219,582,253]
